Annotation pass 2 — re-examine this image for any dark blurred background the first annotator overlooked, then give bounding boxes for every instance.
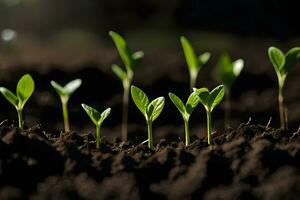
[0,0,300,140]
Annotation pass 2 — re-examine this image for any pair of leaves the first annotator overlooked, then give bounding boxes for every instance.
[168,92,200,120]
[194,85,225,112]
[180,36,210,74]
[109,31,144,83]
[82,104,111,126]
[0,74,35,109]
[51,79,82,101]
[216,54,244,88]
[268,46,300,87]
[131,85,165,122]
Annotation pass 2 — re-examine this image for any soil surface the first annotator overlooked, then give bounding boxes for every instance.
[0,122,300,200]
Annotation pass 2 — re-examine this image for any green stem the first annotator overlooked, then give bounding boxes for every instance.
[62,98,70,132]
[121,84,129,141]
[278,86,286,129]
[190,72,197,92]
[17,108,23,129]
[207,110,212,145]
[147,120,153,149]
[184,119,190,146]
[96,124,101,149]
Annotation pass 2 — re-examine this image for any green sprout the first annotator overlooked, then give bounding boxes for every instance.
[51,79,82,132]
[180,36,211,91]
[215,54,244,126]
[110,31,144,141]
[131,85,165,148]
[194,85,224,145]
[268,47,300,129]
[168,92,200,146]
[81,104,111,149]
[0,74,35,129]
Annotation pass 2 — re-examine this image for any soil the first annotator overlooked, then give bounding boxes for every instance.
[0,64,300,200]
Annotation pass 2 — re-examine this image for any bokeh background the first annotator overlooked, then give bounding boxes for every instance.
[0,0,300,141]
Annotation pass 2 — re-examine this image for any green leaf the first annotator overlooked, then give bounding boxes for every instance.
[64,79,82,95]
[131,51,144,70]
[81,104,111,125]
[112,64,127,81]
[209,85,225,110]
[109,31,132,71]
[147,97,165,121]
[268,47,285,74]
[196,88,210,110]
[131,85,149,116]
[51,81,66,97]
[180,36,199,71]
[283,47,300,75]
[168,93,186,116]
[198,52,211,65]
[186,92,200,114]
[232,59,244,76]
[0,87,18,106]
[16,74,34,106]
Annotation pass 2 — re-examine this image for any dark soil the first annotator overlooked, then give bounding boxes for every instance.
[0,121,300,200]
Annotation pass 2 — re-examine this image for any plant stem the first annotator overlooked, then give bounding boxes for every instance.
[62,98,70,132]
[190,73,197,92]
[278,86,286,129]
[184,119,190,146]
[206,110,212,145]
[96,124,101,149]
[147,120,153,149]
[224,88,231,128]
[121,85,129,141]
[17,108,23,129]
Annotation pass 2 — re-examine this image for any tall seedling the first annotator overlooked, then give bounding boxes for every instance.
[0,74,34,128]
[110,31,144,141]
[215,54,244,126]
[51,79,82,132]
[169,91,200,146]
[131,85,164,148]
[194,85,224,145]
[180,36,210,91]
[268,47,300,129]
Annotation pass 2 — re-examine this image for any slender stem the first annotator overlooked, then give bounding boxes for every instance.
[224,88,231,128]
[62,98,70,132]
[190,72,197,92]
[96,124,101,149]
[278,86,286,129]
[147,120,153,149]
[121,85,129,141]
[184,119,190,146]
[206,110,212,145]
[17,108,23,129]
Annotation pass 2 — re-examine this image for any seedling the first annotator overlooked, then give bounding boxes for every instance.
[180,36,210,91]
[169,91,200,146]
[81,104,111,149]
[131,85,165,148]
[215,54,244,126]
[51,79,82,132]
[268,47,300,129]
[110,31,144,141]
[194,85,224,145]
[0,74,34,128]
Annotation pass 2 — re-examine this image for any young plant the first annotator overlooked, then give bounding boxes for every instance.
[131,85,164,148]
[268,47,300,129]
[194,85,224,145]
[81,104,111,149]
[180,36,211,91]
[215,54,244,126]
[110,31,144,141]
[0,74,34,128]
[169,91,200,146]
[51,79,82,132]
